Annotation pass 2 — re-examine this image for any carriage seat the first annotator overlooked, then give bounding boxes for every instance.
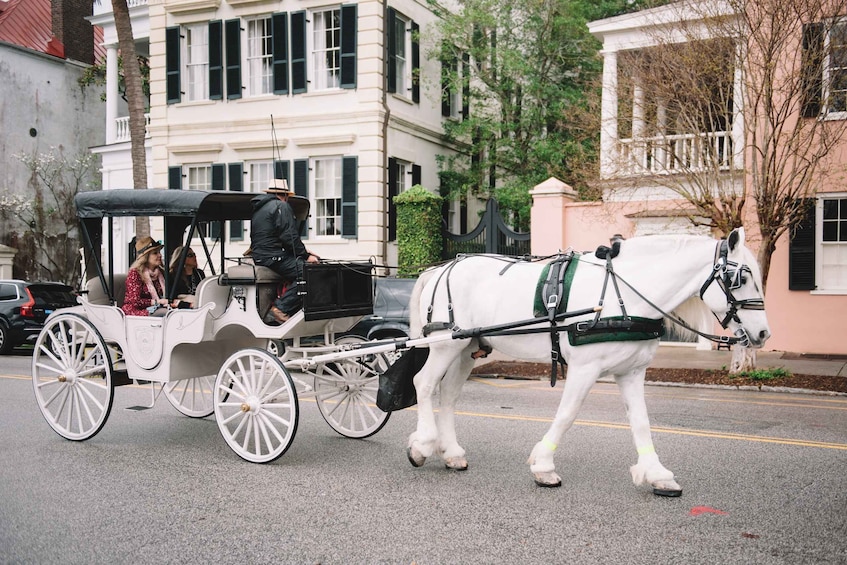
[220,263,285,285]
[85,274,128,306]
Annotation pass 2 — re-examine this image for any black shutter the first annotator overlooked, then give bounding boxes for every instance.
[340,4,357,89]
[411,21,420,102]
[291,11,307,94]
[272,13,289,95]
[801,23,824,118]
[412,164,421,187]
[462,52,470,119]
[388,157,398,241]
[386,8,397,94]
[229,162,244,239]
[789,199,817,290]
[441,46,455,117]
[293,159,309,238]
[341,157,357,238]
[274,160,290,182]
[168,166,182,189]
[166,26,181,104]
[209,20,223,100]
[225,19,242,100]
[210,163,226,238]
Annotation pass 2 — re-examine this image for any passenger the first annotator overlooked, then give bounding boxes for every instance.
[122,236,169,317]
[250,178,320,324]
[168,245,205,308]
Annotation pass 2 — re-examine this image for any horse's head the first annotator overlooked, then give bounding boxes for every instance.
[699,228,771,348]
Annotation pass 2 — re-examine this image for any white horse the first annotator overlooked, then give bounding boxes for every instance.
[406,228,770,495]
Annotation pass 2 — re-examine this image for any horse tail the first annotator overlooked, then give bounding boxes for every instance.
[409,267,437,339]
[666,296,710,342]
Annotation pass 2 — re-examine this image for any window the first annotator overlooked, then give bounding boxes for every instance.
[387,9,419,102]
[388,158,420,241]
[246,17,273,96]
[820,197,847,289]
[186,165,212,191]
[789,196,847,292]
[0,284,18,301]
[314,157,342,236]
[312,9,341,90]
[248,161,274,192]
[442,48,468,120]
[826,23,847,115]
[392,15,408,95]
[184,24,209,101]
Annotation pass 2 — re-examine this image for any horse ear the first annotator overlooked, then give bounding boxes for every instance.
[728,227,744,251]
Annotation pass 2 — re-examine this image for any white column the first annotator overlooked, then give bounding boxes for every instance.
[106,45,119,144]
[632,82,645,170]
[732,41,745,170]
[599,49,618,179]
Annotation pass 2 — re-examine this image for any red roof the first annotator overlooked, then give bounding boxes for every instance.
[0,0,105,63]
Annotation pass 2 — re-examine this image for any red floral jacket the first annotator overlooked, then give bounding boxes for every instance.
[122,269,164,316]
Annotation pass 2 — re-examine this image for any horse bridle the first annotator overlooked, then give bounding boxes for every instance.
[698,239,766,332]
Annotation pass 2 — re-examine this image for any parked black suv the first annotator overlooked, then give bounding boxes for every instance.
[342,277,417,341]
[0,280,78,354]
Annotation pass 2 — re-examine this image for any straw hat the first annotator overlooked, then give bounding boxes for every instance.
[265,178,291,195]
[135,236,163,261]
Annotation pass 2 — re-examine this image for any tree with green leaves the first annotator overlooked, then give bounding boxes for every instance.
[427,0,646,230]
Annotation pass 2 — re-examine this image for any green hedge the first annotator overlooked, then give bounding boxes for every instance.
[395,185,442,277]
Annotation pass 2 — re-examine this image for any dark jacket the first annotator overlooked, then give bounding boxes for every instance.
[250,194,307,264]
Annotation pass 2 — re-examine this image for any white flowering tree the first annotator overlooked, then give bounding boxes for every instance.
[0,149,99,285]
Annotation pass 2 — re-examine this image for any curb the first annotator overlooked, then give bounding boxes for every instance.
[471,372,847,397]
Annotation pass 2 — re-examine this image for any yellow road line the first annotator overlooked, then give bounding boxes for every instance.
[444,408,847,451]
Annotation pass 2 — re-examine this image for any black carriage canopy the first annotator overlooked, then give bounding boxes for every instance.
[76,189,309,300]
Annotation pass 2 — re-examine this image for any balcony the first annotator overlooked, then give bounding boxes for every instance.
[617,131,734,176]
[114,114,151,143]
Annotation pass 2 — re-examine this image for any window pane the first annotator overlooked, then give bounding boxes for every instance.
[841,220,847,242]
[823,199,838,219]
[247,18,272,95]
[185,25,209,101]
[823,220,838,241]
[314,158,342,236]
[249,162,273,192]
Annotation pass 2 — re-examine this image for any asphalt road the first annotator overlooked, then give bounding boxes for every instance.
[1,348,846,564]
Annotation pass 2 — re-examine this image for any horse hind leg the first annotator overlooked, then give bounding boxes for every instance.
[616,370,682,497]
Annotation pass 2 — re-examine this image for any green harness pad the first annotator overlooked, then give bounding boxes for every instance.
[533,259,665,346]
[533,258,579,318]
[567,316,665,346]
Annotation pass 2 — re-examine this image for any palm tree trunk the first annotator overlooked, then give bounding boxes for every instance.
[110,0,150,239]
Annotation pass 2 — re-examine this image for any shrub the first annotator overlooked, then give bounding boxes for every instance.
[395,185,442,277]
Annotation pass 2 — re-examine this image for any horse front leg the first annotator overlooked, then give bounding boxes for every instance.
[527,365,599,487]
[407,343,463,467]
[435,348,477,470]
[616,370,682,497]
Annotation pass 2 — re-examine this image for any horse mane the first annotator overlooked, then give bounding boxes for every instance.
[664,295,711,341]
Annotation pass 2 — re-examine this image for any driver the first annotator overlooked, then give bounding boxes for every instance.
[250,178,320,324]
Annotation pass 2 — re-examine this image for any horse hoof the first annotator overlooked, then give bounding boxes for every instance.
[444,457,468,471]
[407,446,426,468]
[652,479,682,497]
[532,472,562,488]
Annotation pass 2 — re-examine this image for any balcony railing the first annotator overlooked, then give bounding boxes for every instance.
[618,131,734,176]
[115,114,151,143]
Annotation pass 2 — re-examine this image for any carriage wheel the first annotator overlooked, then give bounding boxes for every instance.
[31,313,114,441]
[164,376,216,418]
[313,335,391,439]
[214,348,298,463]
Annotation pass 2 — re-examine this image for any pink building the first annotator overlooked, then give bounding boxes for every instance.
[531,2,846,356]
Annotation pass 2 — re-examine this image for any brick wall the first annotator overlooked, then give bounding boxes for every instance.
[51,0,93,64]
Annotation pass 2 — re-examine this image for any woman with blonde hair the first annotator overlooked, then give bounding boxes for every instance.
[122,236,169,316]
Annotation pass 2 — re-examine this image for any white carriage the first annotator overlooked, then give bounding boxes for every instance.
[31,189,394,463]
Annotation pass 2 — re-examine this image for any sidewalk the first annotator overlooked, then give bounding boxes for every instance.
[479,345,847,377]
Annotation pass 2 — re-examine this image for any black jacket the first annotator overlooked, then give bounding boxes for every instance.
[250,194,307,264]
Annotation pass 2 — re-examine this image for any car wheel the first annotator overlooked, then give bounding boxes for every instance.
[0,323,12,355]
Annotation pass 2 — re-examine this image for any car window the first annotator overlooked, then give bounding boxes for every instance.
[28,285,77,305]
[0,283,18,301]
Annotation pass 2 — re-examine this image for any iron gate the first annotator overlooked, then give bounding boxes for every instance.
[442,199,531,259]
